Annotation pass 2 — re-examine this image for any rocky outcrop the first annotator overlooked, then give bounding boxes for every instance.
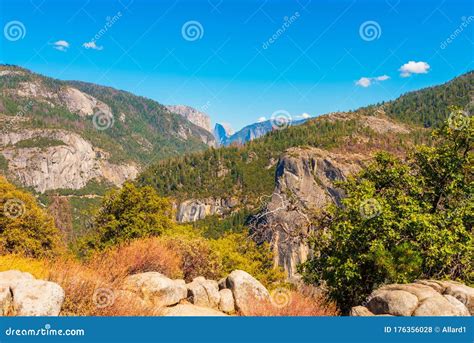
[0,270,65,316]
[121,270,268,316]
[166,105,212,132]
[0,129,138,192]
[350,306,374,316]
[122,272,187,307]
[186,276,220,309]
[12,279,65,316]
[252,147,366,279]
[222,270,270,315]
[351,280,473,316]
[0,269,271,317]
[321,112,410,135]
[59,87,112,118]
[218,289,235,313]
[15,81,112,118]
[176,197,238,223]
[0,66,218,194]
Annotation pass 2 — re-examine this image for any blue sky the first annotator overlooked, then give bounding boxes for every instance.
[0,0,473,130]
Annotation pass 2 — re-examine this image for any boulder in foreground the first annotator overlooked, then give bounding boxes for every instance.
[223,270,270,315]
[122,272,187,307]
[0,270,64,316]
[351,280,472,316]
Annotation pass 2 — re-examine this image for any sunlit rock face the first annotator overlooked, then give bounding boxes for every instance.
[252,147,367,280]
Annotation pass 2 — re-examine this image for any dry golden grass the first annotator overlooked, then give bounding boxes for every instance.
[88,237,183,282]
[245,287,338,316]
[47,257,163,316]
[46,238,183,316]
[2,237,337,316]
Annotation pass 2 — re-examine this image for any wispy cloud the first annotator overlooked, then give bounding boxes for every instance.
[355,75,390,88]
[53,40,69,52]
[82,41,103,51]
[399,61,430,77]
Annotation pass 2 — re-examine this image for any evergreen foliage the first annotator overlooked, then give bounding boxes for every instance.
[0,176,63,258]
[299,110,473,313]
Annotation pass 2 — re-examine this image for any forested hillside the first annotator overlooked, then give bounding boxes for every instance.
[137,71,473,203]
[382,70,473,127]
[0,65,214,166]
[138,116,423,202]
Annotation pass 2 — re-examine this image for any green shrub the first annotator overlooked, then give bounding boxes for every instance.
[300,110,473,313]
[0,176,63,258]
[77,182,175,255]
[160,227,285,286]
[210,232,286,287]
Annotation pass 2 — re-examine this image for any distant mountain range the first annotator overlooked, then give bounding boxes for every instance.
[163,104,311,147]
[139,70,473,204]
[213,118,309,146]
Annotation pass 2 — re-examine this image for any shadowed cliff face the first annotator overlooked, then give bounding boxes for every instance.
[251,147,368,280]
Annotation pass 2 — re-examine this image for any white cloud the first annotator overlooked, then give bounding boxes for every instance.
[82,41,103,51]
[257,116,266,123]
[297,113,310,119]
[53,40,69,51]
[355,75,390,88]
[356,77,372,87]
[399,61,430,77]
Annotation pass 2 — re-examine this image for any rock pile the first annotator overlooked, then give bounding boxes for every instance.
[122,269,270,316]
[0,270,65,316]
[351,280,473,316]
[0,269,271,316]
[4,268,470,317]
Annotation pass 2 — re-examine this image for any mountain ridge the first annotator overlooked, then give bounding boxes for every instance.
[0,65,216,193]
[138,70,473,218]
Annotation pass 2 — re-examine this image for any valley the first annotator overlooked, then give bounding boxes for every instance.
[0,66,472,317]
